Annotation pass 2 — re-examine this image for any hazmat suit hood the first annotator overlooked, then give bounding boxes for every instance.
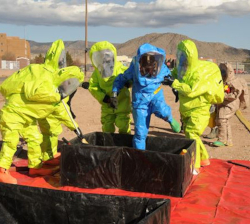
[177,40,198,80]
[219,62,235,83]
[134,43,166,86]
[44,39,65,72]
[89,41,117,80]
[172,39,224,116]
[0,40,66,98]
[53,66,84,88]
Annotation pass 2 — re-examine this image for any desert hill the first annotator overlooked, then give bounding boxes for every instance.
[116,33,250,62]
[29,33,250,63]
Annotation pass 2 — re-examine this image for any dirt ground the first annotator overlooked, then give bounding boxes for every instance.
[0,69,250,161]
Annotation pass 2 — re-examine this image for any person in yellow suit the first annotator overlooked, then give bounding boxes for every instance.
[37,96,83,167]
[88,41,131,134]
[35,40,84,167]
[163,39,224,174]
[0,44,84,184]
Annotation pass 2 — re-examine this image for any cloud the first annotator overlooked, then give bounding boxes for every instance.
[0,0,250,27]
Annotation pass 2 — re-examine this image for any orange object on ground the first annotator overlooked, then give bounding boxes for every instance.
[29,164,59,176]
[0,167,17,184]
[43,152,61,166]
[7,159,250,223]
[201,159,210,166]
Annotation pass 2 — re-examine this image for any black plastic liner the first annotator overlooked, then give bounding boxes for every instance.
[0,183,170,224]
[61,132,196,197]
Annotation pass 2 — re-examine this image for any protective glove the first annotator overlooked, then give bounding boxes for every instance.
[73,127,84,140]
[124,81,132,88]
[103,94,111,103]
[172,88,179,103]
[58,88,67,100]
[170,118,181,133]
[162,76,174,86]
[82,82,89,89]
[209,104,216,114]
[73,128,88,145]
[110,92,118,109]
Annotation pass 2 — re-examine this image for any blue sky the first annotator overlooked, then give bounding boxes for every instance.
[1,0,250,50]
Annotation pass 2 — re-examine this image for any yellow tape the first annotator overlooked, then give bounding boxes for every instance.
[235,110,250,132]
[154,86,161,95]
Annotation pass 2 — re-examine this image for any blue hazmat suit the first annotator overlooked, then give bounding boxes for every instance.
[112,43,179,150]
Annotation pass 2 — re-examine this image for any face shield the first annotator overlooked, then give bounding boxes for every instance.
[58,49,67,69]
[92,50,114,78]
[139,53,164,78]
[219,64,228,82]
[58,78,80,99]
[176,50,188,79]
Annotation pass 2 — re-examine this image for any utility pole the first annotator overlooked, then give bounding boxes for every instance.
[24,26,26,58]
[85,0,88,74]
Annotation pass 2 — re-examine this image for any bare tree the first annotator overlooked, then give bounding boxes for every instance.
[1,52,16,61]
[30,54,45,64]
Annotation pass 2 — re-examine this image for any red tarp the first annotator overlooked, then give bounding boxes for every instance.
[10,158,250,224]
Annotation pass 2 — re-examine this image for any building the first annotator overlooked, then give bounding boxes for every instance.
[0,33,31,69]
[117,55,132,67]
[0,33,30,60]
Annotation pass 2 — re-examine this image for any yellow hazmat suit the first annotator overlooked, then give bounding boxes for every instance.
[88,41,131,133]
[37,40,82,162]
[171,40,224,171]
[0,65,84,172]
[38,97,79,162]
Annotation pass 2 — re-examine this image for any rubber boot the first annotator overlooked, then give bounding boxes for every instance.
[201,159,210,167]
[0,168,17,184]
[43,152,61,166]
[29,164,59,176]
[212,141,225,147]
[204,127,218,139]
[193,168,200,175]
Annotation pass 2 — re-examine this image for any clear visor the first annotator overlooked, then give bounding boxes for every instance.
[92,50,114,78]
[219,65,227,81]
[176,50,188,79]
[58,50,67,69]
[58,78,80,98]
[139,53,164,78]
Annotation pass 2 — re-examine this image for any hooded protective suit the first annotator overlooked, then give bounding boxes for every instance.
[215,62,249,146]
[171,39,224,170]
[113,43,179,150]
[89,41,131,134]
[37,40,82,162]
[0,61,84,170]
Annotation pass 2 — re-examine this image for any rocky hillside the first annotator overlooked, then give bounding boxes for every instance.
[116,33,250,62]
[29,33,250,63]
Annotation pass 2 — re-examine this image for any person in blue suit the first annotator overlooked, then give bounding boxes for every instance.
[112,43,180,150]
